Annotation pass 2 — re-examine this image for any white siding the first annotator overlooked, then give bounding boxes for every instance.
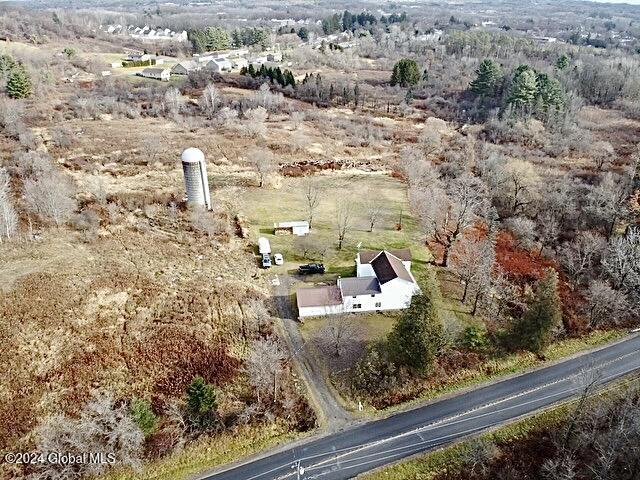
[298,304,343,318]
[342,292,383,312]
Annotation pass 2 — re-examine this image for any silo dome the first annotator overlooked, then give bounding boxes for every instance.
[181,148,211,210]
[181,147,205,164]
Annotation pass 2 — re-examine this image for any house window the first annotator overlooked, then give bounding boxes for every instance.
[371,294,376,297]
[353,304,362,309]
[353,296,357,299]
[375,302,382,308]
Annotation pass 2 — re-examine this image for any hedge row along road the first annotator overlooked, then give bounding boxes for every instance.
[201,334,640,480]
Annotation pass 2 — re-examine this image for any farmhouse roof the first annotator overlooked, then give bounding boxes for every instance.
[371,251,414,285]
[142,67,167,75]
[359,248,412,264]
[296,286,343,308]
[340,277,381,297]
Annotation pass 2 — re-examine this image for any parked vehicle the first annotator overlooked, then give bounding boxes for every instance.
[298,263,325,274]
[273,253,284,265]
[261,253,272,268]
[258,237,271,255]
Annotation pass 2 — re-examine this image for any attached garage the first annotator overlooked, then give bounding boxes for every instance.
[296,285,344,319]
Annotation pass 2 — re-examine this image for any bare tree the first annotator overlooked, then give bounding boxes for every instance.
[30,392,144,480]
[0,167,18,242]
[450,236,495,305]
[141,134,164,163]
[245,336,286,404]
[23,168,77,227]
[411,174,486,266]
[559,231,607,286]
[302,177,322,229]
[583,279,629,328]
[290,111,305,129]
[315,315,363,358]
[334,200,355,250]
[364,195,384,232]
[200,83,221,119]
[601,227,640,291]
[244,106,267,137]
[163,86,184,118]
[249,148,276,188]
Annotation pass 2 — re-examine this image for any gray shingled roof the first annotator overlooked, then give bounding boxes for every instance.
[340,277,381,297]
[296,286,343,308]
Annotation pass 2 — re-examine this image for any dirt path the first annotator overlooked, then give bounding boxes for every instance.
[271,273,352,429]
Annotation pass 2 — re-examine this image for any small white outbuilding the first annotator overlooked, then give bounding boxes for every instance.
[274,221,310,236]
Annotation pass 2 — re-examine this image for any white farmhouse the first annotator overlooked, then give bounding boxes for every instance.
[296,249,420,318]
[140,67,170,81]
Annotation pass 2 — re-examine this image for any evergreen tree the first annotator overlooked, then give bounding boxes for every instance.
[508,66,538,110]
[342,10,353,31]
[536,73,565,112]
[6,66,32,99]
[0,54,16,79]
[512,269,562,354]
[130,398,157,437]
[390,58,420,87]
[387,294,444,373]
[469,58,501,96]
[186,376,218,430]
[555,54,569,70]
[297,27,309,41]
[247,63,256,77]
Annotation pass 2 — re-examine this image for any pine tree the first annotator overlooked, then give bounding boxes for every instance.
[469,58,501,96]
[186,376,218,430]
[387,294,444,373]
[6,66,32,99]
[130,398,157,437]
[513,269,562,354]
[536,73,565,112]
[508,66,538,110]
[555,54,569,70]
[390,58,420,87]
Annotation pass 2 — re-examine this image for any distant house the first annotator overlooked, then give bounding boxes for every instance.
[127,53,150,62]
[274,221,309,236]
[266,51,283,62]
[296,249,420,318]
[140,67,170,81]
[171,60,199,75]
[205,58,232,72]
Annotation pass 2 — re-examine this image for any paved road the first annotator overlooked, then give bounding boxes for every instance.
[202,334,640,480]
[272,273,352,427]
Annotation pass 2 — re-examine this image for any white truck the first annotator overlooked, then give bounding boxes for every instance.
[258,237,272,268]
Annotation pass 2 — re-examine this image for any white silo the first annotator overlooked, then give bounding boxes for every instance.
[181,147,211,210]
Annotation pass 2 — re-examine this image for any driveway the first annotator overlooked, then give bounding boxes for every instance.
[272,272,352,428]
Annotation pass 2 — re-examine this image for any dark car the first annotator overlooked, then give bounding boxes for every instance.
[298,263,325,274]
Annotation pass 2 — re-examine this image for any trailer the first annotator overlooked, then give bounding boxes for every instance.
[258,237,271,254]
